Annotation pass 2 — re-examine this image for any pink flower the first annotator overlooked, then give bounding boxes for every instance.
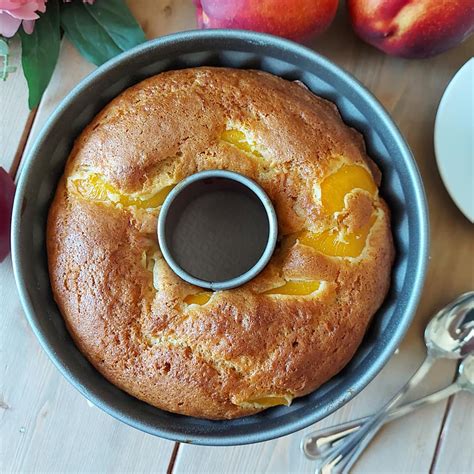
[0,1,95,37]
[0,0,46,37]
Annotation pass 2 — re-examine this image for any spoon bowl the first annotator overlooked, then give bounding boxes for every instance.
[425,292,474,358]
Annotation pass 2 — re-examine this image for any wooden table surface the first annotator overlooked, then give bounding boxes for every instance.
[1,1,473,473]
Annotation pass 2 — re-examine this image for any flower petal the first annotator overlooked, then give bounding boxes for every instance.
[0,1,23,10]
[0,0,47,20]
[4,5,40,21]
[0,11,21,37]
[22,17,35,34]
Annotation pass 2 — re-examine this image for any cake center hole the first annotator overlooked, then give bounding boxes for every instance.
[164,177,270,283]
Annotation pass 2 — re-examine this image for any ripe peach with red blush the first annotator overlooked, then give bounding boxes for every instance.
[194,0,339,42]
[348,0,474,58]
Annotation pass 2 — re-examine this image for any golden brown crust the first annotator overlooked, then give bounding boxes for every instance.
[47,67,394,419]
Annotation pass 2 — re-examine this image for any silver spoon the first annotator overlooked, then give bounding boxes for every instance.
[302,353,474,460]
[339,353,474,473]
[311,291,474,473]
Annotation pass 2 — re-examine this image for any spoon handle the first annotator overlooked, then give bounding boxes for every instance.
[316,354,436,472]
[302,382,460,460]
[338,383,462,473]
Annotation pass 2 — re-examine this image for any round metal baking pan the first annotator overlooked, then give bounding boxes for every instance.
[12,29,429,446]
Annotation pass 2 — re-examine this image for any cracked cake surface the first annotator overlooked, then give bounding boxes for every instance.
[47,67,394,419]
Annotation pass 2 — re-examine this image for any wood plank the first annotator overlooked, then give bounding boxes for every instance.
[129,0,196,38]
[2,2,197,473]
[173,8,474,474]
[433,393,474,474]
[0,38,32,172]
[3,1,473,473]
[0,257,175,473]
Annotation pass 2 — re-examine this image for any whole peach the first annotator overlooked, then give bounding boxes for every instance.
[194,0,339,42]
[348,0,474,58]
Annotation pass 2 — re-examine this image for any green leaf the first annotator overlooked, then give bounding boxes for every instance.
[61,0,146,66]
[20,3,60,109]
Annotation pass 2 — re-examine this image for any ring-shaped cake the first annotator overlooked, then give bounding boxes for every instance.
[47,67,394,419]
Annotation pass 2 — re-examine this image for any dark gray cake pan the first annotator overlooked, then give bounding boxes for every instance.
[11,29,429,446]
